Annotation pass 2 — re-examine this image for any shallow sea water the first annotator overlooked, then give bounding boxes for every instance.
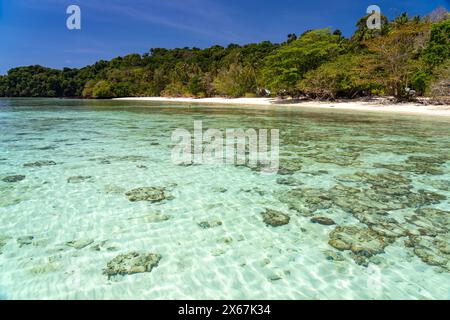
[0,98,449,300]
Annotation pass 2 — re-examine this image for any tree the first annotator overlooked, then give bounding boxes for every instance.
[352,13,389,43]
[422,18,450,67]
[298,54,381,99]
[286,33,297,43]
[365,21,431,99]
[428,6,450,23]
[188,75,204,97]
[429,59,450,100]
[213,64,256,97]
[260,29,342,96]
[92,80,115,98]
[392,12,410,29]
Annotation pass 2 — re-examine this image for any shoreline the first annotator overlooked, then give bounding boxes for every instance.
[113,97,450,117]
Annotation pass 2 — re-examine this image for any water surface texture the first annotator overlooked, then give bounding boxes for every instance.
[0,98,449,299]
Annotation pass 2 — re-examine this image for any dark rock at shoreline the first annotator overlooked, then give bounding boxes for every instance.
[2,175,26,183]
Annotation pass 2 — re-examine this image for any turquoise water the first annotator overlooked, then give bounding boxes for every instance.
[0,98,449,300]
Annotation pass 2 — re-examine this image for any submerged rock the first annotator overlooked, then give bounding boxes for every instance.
[91,155,150,164]
[277,159,303,175]
[0,236,11,254]
[276,177,303,186]
[328,226,393,266]
[323,249,345,262]
[2,175,26,183]
[312,151,360,167]
[30,258,61,275]
[17,236,34,248]
[66,239,94,250]
[406,155,447,165]
[104,184,126,194]
[404,208,449,237]
[212,187,228,193]
[419,178,449,192]
[262,209,290,227]
[103,252,162,278]
[405,235,449,270]
[67,176,93,183]
[129,212,171,224]
[311,216,336,226]
[125,187,170,202]
[278,188,332,216]
[23,160,56,168]
[198,220,223,229]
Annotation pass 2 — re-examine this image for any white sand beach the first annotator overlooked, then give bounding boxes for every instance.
[113,97,450,117]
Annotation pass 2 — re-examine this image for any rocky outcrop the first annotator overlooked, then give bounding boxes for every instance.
[103,252,162,279]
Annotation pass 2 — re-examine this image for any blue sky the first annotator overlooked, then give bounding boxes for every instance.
[0,0,449,74]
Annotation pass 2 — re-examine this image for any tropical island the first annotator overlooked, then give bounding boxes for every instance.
[0,10,449,106]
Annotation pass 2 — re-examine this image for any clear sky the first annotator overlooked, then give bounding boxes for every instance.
[0,0,449,74]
